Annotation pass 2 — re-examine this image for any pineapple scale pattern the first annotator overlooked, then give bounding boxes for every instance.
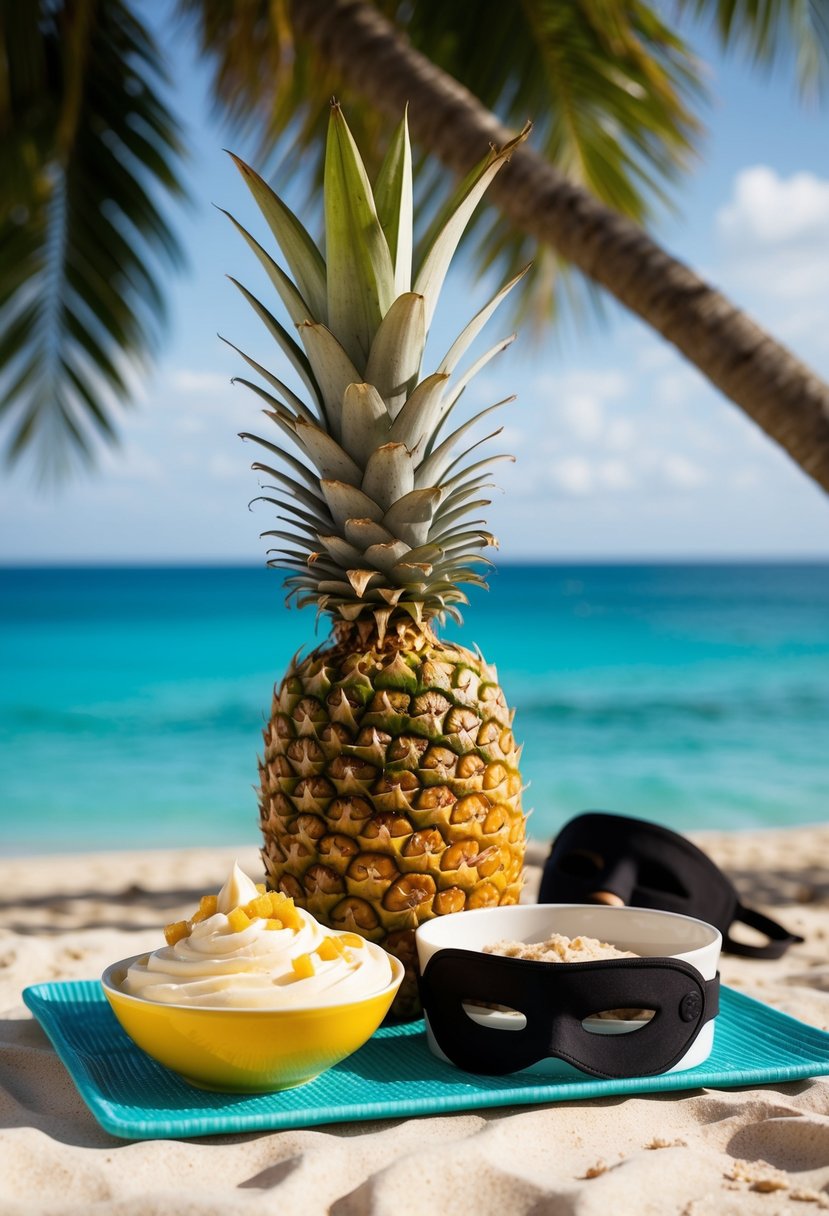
[259,636,524,1013]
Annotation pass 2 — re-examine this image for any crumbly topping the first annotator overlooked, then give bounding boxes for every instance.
[484,932,652,1021]
[483,932,637,964]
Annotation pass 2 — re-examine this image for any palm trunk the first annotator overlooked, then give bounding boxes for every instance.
[291,0,829,495]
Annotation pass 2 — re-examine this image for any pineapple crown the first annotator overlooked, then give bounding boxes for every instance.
[224,103,529,643]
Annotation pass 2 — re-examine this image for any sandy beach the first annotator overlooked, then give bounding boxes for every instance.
[2,826,828,1215]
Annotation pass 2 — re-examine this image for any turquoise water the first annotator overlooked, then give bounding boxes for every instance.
[1,563,828,855]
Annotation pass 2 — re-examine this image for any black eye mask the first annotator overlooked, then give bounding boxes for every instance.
[538,812,803,960]
[418,948,719,1079]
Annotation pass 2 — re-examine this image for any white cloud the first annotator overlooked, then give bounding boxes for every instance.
[497,426,526,449]
[546,455,636,496]
[606,418,635,451]
[552,457,594,495]
[529,369,628,402]
[654,371,698,408]
[635,342,675,372]
[748,252,829,301]
[661,454,707,489]
[776,307,829,347]
[528,369,629,450]
[208,453,241,480]
[560,392,604,442]
[598,459,635,491]
[714,166,829,310]
[731,466,761,491]
[98,444,163,481]
[170,369,232,394]
[173,415,206,434]
[718,166,829,245]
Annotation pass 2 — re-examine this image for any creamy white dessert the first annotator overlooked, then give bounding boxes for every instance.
[122,862,393,1009]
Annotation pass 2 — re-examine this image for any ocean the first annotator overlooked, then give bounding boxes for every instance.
[1,563,828,856]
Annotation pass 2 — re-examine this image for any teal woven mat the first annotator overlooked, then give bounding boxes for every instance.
[22,981,829,1140]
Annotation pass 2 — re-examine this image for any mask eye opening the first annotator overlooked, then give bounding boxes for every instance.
[557,848,604,878]
[582,1008,655,1034]
[461,1001,527,1031]
[635,858,689,897]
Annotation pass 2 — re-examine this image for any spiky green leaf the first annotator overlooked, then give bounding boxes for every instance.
[320,479,385,527]
[341,382,390,464]
[344,518,395,549]
[416,398,515,485]
[364,292,426,416]
[228,152,328,323]
[382,488,443,547]
[293,417,362,482]
[221,336,319,425]
[296,321,362,441]
[218,208,314,325]
[362,442,415,510]
[324,103,395,367]
[228,278,323,410]
[438,267,529,374]
[373,108,414,295]
[387,373,449,455]
[413,124,530,331]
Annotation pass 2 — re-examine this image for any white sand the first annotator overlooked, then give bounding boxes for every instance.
[1,827,828,1215]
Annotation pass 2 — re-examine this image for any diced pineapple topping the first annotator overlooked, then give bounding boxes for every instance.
[248,894,273,920]
[226,890,303,928]
[227,906,252,933]
[189,893,219,925]
[162,885,302,944]
[316,936,344,961]
[269,894,302,930]
[164,920,190,946]
[315,934,364,962]
[292,953,315,979]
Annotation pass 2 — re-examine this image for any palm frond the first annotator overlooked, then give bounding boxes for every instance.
[679,0,829,98]
[0,0,187,477]
[183,0,703,329]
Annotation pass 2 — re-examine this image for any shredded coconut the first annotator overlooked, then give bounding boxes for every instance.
[484,932,653,1021]
[484,932,636,964]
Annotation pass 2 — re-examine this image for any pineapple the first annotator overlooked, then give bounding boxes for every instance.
[226,104,529,1016]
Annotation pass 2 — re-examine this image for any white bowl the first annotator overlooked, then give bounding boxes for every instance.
[415,904,721,1078]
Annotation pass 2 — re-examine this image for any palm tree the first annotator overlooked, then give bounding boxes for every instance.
[2,0,828,489]
[0,0,186,478]
[286,0,829,492]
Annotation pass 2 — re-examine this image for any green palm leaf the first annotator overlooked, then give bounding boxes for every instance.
[182,0,825,328]
[181,0,702,326]
[679,0,829,97]
[0,0,186,477]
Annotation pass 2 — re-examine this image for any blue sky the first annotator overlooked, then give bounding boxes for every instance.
[2,7,829,562]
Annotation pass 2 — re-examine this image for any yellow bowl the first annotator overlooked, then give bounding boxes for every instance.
[102,953,404,1093]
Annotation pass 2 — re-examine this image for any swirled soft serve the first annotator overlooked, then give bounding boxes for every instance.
[122,862,393,1008]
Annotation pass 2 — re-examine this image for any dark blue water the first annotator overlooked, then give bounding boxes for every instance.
[2,564,828,854]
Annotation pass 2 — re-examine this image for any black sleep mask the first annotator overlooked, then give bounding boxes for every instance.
[539,812,803,960]
[418,949,719,1079]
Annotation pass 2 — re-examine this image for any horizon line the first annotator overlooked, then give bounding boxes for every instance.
[3,555,829,570]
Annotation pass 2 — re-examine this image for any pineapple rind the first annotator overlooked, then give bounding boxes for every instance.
[259,632,525,1016]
